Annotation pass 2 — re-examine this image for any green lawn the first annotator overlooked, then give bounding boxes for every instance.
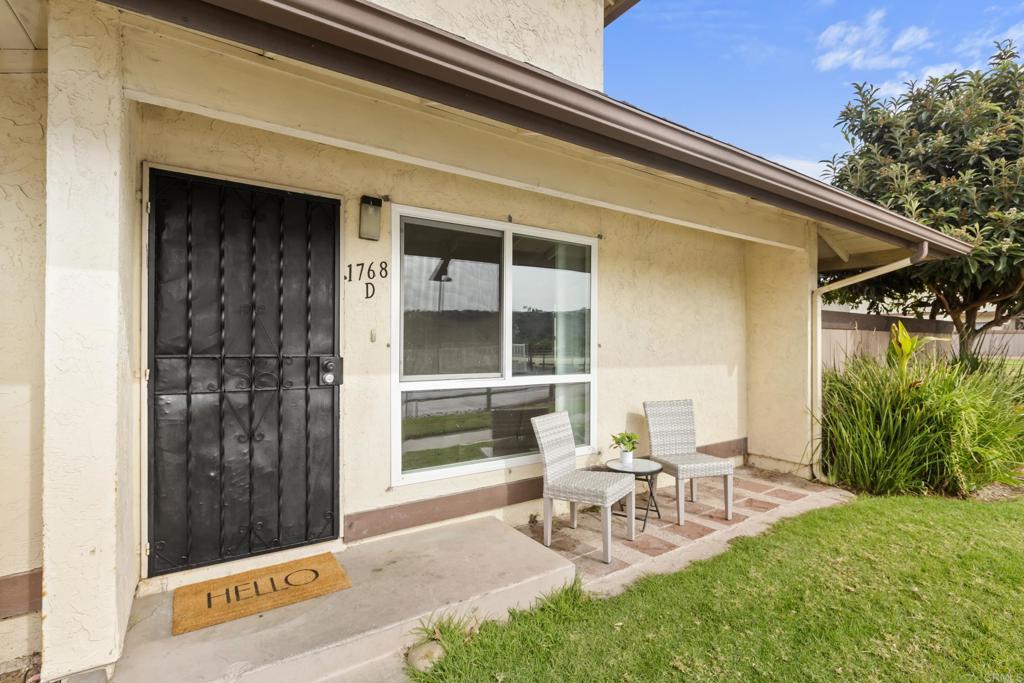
[999,357,1024,371]
[402,443,488,471]
[402,412,493,439]
[414,496,1024,682]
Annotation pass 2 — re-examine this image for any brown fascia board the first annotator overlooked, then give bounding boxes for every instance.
[605,0,642,26]
[103,0,972,259]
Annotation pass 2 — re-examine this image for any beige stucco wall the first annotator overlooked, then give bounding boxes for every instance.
[369,0,605,89]
[42,0,140,679]
[745,238,817,475]
[0,72,45,665]
[135,105,750,517]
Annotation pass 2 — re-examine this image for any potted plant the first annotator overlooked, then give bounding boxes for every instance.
[610,432,640,466]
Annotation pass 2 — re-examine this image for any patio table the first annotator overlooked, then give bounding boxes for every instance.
[605,458,662,532]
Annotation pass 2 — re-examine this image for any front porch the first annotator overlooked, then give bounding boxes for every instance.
[518,466,853,594]
[94,467,851,683]
[107,518,574,683]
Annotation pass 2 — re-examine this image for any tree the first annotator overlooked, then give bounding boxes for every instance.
[825,42,1024,363]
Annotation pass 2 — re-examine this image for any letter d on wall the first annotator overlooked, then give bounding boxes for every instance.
[365,282,375,299]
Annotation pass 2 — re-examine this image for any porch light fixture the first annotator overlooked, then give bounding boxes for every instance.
[359,195,383,240]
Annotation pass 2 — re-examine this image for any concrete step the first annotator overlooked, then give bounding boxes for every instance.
[325,652,407,683]
[112,517,574,683]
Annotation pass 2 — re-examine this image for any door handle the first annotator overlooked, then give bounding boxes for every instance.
[318,357,342,386]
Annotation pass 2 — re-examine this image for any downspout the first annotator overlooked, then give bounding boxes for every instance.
[810,242,930,481]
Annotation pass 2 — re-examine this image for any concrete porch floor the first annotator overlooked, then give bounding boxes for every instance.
[94,468,851,683]
[517,465,854,595]
[106,517,574,683]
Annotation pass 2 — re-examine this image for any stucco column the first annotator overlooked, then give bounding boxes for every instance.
[743,226,818,476]
[42,1,137,679]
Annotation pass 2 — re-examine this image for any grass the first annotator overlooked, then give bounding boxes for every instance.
[413,495,1024,682]
[402,442,488,471]
[991,357,1024,376]
[403,412,492,439]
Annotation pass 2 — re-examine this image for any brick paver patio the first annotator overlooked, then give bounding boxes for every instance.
[516,465,854,595]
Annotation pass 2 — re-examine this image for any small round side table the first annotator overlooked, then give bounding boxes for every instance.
[605,458,663,532]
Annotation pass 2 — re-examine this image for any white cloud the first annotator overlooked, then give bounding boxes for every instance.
[733,38,780,64]
[634,1,740,28]
[892,26,933,52]
[770,156,830,180]
[957,21,1024,60]
[816,9,932,71]
[874,62,966,98]
[874,79,907,98]
[817,9,890,70]
[918,61,964,79]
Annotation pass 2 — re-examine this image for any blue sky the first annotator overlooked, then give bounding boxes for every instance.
[604,1,1024,179]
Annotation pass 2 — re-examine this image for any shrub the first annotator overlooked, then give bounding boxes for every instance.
[821,332,1024,496]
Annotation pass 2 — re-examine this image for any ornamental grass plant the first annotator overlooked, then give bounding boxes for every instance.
[821,324,1024,496]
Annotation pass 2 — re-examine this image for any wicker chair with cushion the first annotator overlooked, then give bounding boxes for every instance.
[643,399,733,525]
[531,412,635,563]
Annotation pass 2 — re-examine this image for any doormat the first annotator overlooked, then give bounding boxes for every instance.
[172,553,351,635]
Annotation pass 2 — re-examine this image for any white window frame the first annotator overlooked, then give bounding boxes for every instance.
[390,204,598,486]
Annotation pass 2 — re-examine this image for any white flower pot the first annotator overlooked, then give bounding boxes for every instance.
[620,450,634,466]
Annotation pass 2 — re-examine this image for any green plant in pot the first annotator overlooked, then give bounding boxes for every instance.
[611,432,640,466]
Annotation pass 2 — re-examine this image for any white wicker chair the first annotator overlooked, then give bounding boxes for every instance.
[531,412,635,563]
[643,400,733,525]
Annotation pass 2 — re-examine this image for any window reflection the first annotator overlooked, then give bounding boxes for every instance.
[512,236,591,376]
[401,218,502,377]
[401,383,590,472]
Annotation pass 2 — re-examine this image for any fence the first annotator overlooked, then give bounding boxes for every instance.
[822,310,1024,368]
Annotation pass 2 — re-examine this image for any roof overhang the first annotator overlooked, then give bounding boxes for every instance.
[102,0,973,266]
[605,0,641,26]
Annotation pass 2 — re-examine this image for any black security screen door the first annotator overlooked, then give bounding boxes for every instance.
[147,168,340,576]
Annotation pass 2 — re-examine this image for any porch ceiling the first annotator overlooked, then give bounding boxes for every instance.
[0,0,45,73]
[817,224,921,272]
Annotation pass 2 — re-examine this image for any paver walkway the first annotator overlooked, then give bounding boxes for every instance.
[516,465,854,596]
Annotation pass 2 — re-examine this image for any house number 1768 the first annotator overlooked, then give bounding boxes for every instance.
[345,261,388,299]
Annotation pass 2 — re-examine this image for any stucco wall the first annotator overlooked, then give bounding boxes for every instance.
[0,72,45,665]
[745,238,816,474]
[42,0,139,679]
[135,105,749,519]
[369,0,604,89]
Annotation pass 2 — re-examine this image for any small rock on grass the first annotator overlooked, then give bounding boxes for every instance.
[407,640,446,672]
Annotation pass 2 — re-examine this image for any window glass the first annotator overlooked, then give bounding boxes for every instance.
[401,383,590,473]
[401,218,502,377]
[511,236,591,376]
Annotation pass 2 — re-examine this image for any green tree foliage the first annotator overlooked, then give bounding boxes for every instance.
[825,42,1024,361]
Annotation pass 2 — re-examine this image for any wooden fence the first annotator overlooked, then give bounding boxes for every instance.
[822,311,1024,368]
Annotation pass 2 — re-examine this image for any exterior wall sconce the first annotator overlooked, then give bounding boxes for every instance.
[359,195,383,240]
